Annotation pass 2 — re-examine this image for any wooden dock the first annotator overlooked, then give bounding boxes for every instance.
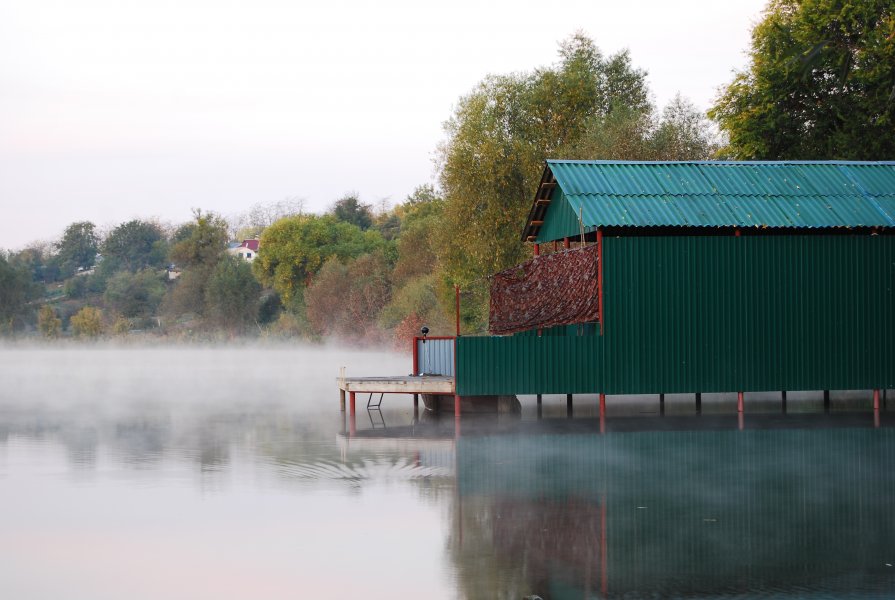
[338,372,455,422]
[338,375,454,395]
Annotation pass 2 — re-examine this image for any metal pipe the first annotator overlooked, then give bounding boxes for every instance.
[455,285,461,337]
[824,390,830,413]
[696,393,702,414]
[563,237,570,249]
[659,393,665,416]
[737,391,744,413]
[533,243,540,256]
[873,389,880,411]
[782,390,787,414]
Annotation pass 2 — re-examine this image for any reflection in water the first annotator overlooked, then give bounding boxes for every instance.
[1,346,893,598]
[452,422,895,598]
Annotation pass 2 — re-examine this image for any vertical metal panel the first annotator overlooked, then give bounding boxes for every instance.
[457,234,895,396]
[416,338,454,376]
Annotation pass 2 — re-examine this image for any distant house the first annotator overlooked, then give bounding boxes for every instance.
[229,239,260,262]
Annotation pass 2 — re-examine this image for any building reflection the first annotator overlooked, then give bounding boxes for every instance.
[2,400,894,597]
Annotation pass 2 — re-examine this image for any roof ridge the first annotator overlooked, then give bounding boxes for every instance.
[546,159,895,166]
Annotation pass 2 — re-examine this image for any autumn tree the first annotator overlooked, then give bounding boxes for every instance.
[710,0,895,159]
[69,306,104,337]
[38,304,62,338]
[304,253,392,342]
[253,214,389,308]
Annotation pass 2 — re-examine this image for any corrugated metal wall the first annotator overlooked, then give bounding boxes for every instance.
[416,338,454,376]
[458,234,895,395]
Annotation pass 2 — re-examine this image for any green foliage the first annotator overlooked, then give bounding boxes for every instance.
[69,306,104,337]
[0,254,40,328]
[169,210,229,269]
[63,275,89,299]
[104,269,166,318]
[710,0,895,159]
[379,274,451,334]
[435,33,719,329]
[112,316,131,336]
[165,210,230,317]
[8,245,52,283]
[102,220,167,272]
[38,304,62,338]
[254,214,388,306]
[391,186,445,288]
[55,222,99,277]
[437,33,651,290]
[204,256,262,333]
[330,193,373,230]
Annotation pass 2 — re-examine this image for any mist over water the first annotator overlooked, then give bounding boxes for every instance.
[1,344,893,599]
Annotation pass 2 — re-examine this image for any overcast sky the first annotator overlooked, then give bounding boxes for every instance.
[0,0,767,251]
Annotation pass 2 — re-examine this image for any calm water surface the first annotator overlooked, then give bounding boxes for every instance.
[0,345,893,599]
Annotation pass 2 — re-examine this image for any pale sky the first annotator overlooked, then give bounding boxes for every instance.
[0,0,767,251]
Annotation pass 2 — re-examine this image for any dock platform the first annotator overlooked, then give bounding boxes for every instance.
[338,374,455,428]
[338,375,454,395]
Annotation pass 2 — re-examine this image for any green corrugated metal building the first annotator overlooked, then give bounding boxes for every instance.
[457,160,895,397]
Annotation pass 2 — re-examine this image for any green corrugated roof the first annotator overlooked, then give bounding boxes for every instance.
[524,161,895,240]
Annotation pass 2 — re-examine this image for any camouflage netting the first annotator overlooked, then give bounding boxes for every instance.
[488,245,599,335]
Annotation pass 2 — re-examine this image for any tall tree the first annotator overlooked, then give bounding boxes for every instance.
[710,0,895,159]
[205,256,262,334]
[165,210,229,317]
[330,193,374,230]
[102,220,167,272]
[437,34,650,289]
[0,254,40,329]
[55,221,99,277]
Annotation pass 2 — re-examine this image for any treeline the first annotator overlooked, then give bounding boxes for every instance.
[3,3,893,344]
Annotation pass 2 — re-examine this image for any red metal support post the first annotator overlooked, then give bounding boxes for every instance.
[737,391,744,413]
[563,237,570,249]
[412,336,419,375]
[597,227,604,336]
[455,285,461,337]
[533,243,540,256]
[349,391,356,436]
[873,389,880,411]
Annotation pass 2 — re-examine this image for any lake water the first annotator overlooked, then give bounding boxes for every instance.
[1,345,893,599]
